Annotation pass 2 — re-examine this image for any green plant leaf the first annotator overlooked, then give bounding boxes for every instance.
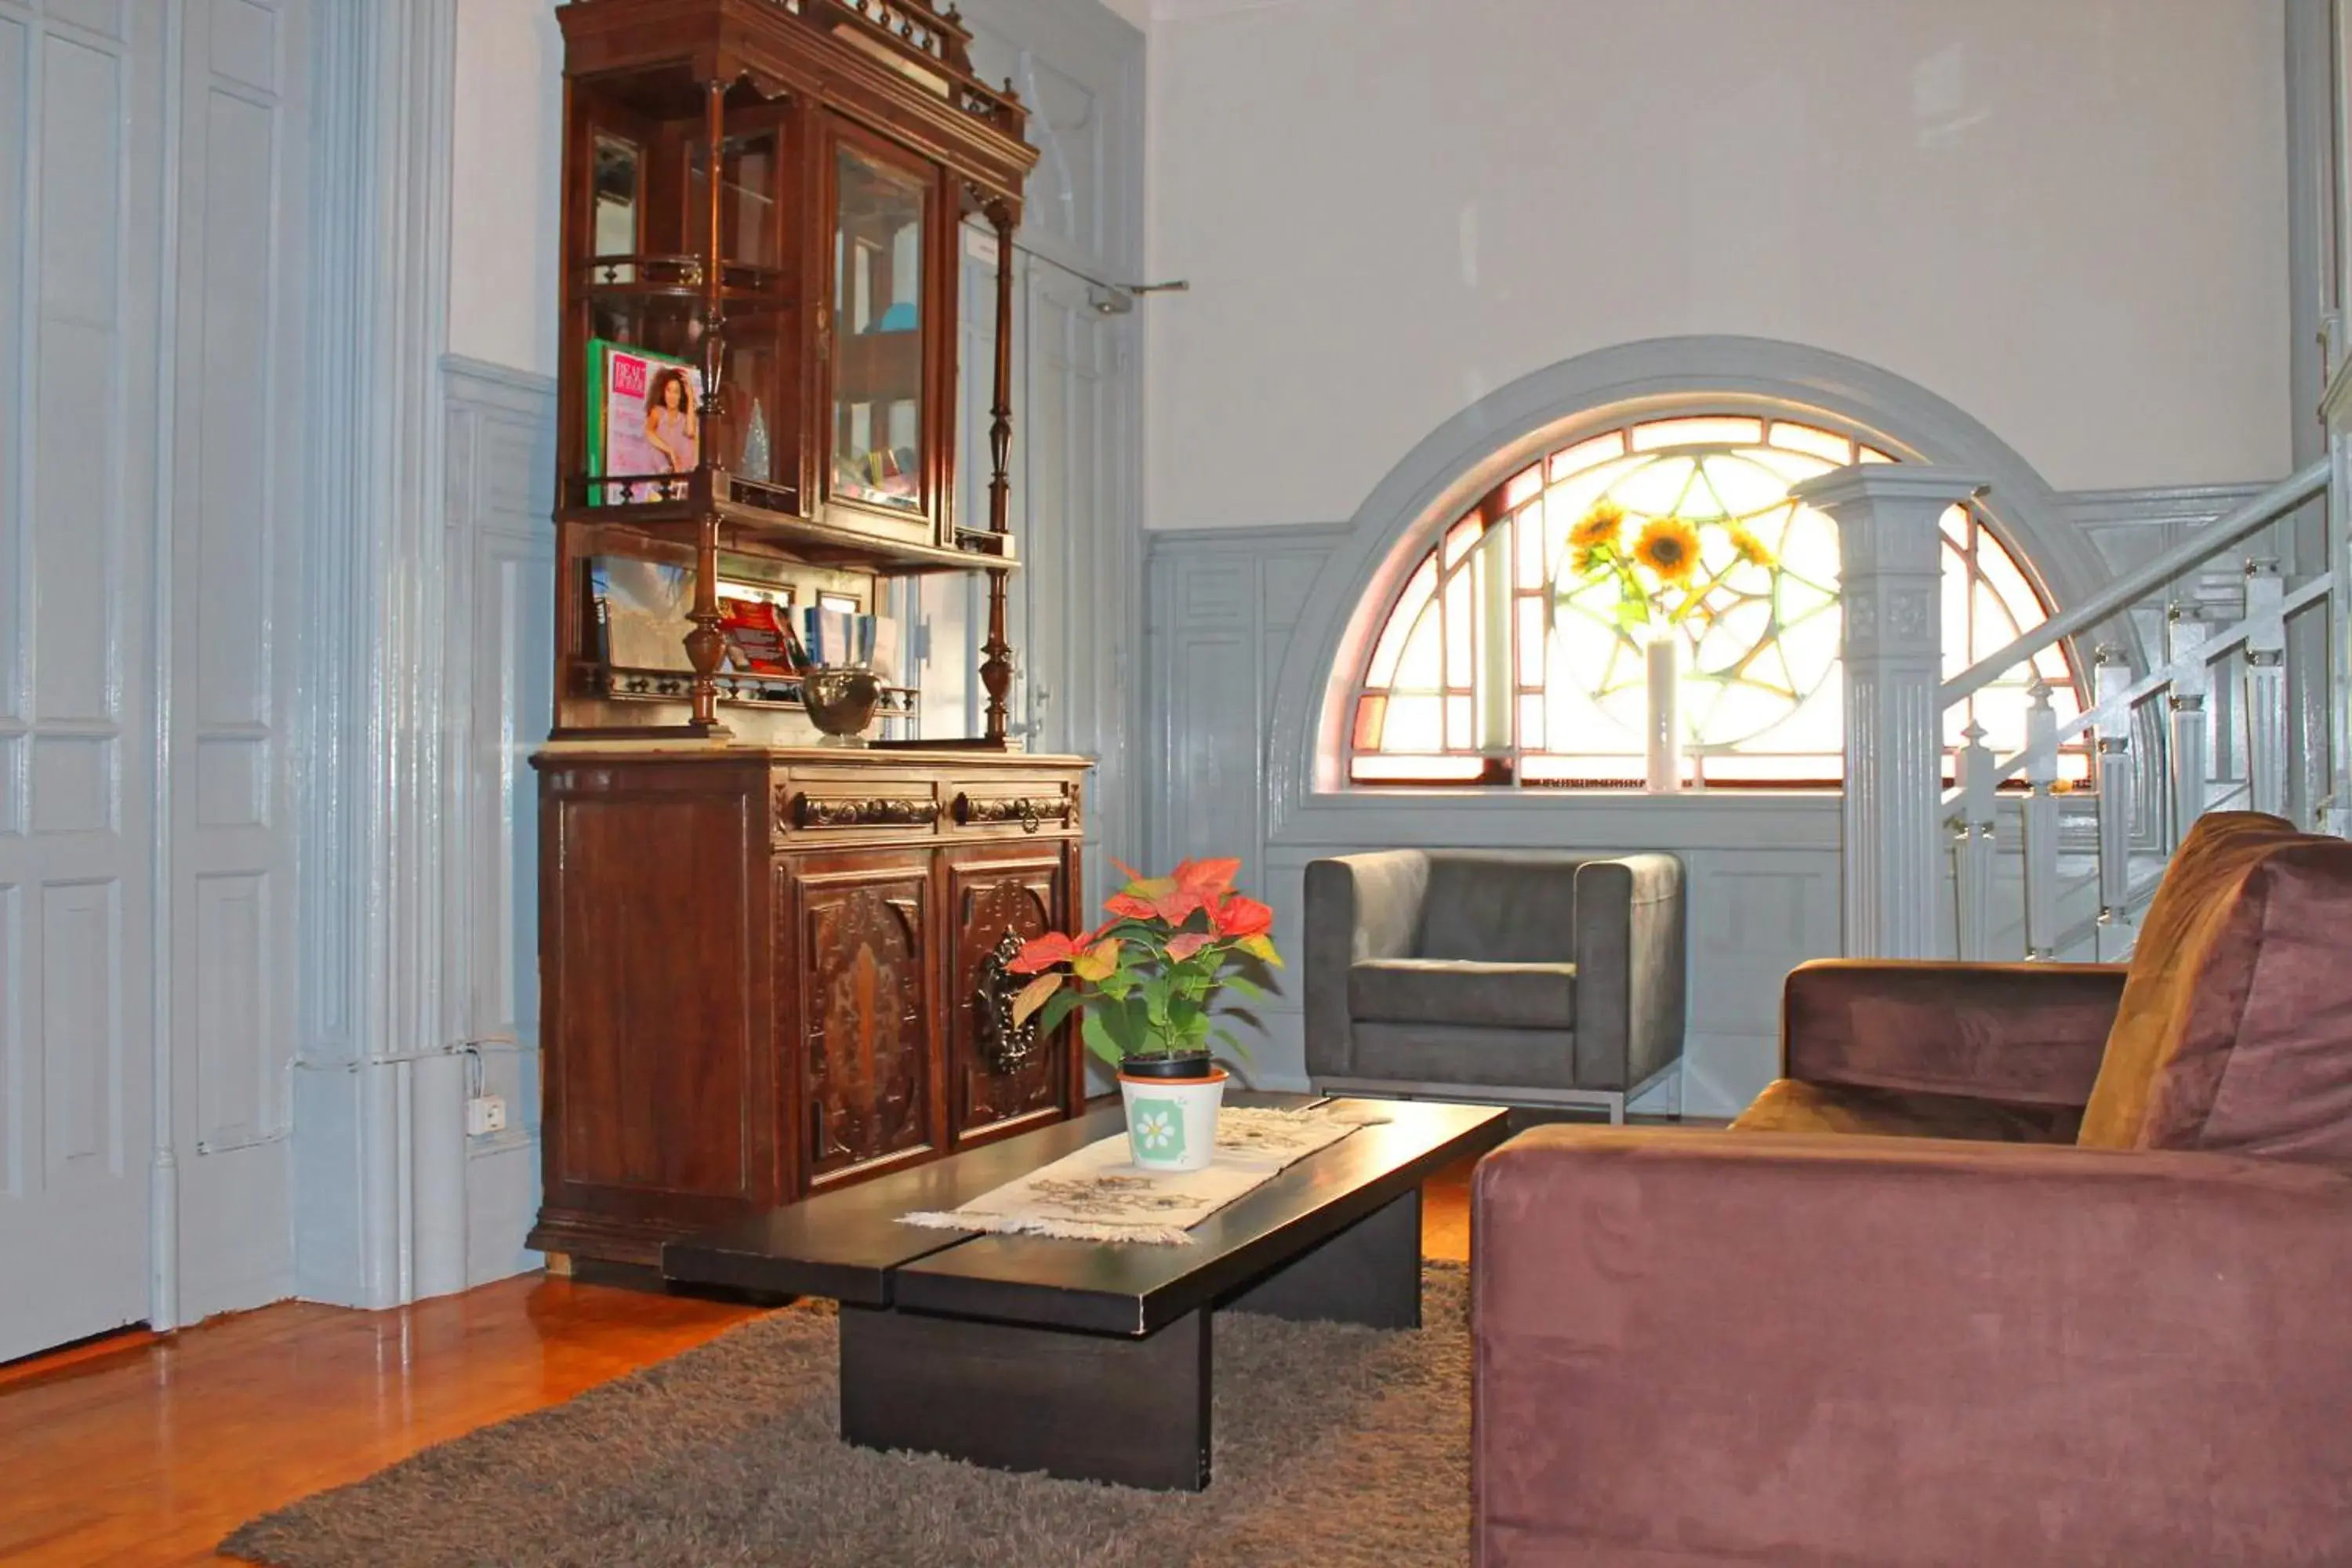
[1221,974,1267,1002]
[1105,996,1149,1054]
[1036,987,1083,1033]
[1080,1011,1123,1068]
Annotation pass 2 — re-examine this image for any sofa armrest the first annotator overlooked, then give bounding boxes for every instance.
[1784,958,2126,1107]
[1570,854,1685,1091]
[1302,851,1429,1081]
[1473,1127,2352,1566]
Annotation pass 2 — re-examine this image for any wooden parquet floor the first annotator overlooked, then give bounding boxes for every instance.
[0,1160,1478,1568]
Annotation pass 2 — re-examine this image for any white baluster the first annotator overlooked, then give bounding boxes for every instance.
[1953,719,1997,960]
[2021,680,2061,960]
[2242,557,2288,818]
[2165,602,2211,847]
[2095,644,2135,947]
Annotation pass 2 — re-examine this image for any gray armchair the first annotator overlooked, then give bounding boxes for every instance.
[1303,850,1685,1122]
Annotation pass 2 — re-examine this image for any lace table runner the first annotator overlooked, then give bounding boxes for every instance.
[898,1105,1381,1246]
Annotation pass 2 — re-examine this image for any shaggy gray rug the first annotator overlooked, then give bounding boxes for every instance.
[222,1264,1471,1567]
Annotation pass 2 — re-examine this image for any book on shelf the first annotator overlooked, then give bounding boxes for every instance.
[586,339,702,505]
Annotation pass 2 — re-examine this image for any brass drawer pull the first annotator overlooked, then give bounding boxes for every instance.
[953,793,1071,833]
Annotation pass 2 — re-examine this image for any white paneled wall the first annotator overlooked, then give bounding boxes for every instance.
[441,359,554,1287]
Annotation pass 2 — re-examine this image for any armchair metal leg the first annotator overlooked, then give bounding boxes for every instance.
[1312,1076,1641,1125]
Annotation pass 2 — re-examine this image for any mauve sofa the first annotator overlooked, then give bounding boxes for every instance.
[1472,811,2352,1566]
[1304,850,1686,1122]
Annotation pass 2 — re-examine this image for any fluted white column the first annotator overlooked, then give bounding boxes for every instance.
[1795,466,1987,959]
[2322,362,2352,837]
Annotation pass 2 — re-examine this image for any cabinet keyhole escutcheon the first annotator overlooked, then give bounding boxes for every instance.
[974,927,1038,1074]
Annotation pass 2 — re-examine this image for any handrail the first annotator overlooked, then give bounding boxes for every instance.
[1940,571,2335,808]
[1940,459,2327,707]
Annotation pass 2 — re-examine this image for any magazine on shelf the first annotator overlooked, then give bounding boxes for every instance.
[717,593,806,676]
[586,339,702,505]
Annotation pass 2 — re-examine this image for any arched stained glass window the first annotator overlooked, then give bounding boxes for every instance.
[1347,414,2089,787]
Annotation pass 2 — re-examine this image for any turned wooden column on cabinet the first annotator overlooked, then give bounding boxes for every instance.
[531,749,1087,1265]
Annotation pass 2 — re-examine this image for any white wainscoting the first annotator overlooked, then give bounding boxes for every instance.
[1145,481,2278,1119]
[442,356,554,1287]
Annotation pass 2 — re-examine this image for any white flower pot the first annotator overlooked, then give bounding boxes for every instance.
[1118,1066,1229,1173]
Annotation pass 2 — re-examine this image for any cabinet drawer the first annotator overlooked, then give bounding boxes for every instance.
[774,772,943,837]
[949,780,1077,836]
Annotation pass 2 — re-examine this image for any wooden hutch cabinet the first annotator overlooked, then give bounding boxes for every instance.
[530,0,1087,1266]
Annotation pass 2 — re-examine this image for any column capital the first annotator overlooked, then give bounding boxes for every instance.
[1791,464,1990,514]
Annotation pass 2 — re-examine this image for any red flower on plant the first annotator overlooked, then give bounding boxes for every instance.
[1105,888,1190,924]
[1172,858,1240,901]
[1210,895,1273,938]
[1164,931,1211,962]
[1007,931,1080,974]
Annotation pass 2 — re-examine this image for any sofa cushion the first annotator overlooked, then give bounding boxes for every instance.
[1732,1079,2082,1142]
[1349,958,1576,1030]
[2079,812,2352,1160]
[1417,855,1581,963]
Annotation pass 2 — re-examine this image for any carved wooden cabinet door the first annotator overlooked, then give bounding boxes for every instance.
[782,851,942,1187]
[944,844,1074,1142]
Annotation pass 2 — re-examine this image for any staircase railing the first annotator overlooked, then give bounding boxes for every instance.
[1942,459,2332,961]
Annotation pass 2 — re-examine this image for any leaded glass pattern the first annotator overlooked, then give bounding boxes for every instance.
[1347,415,2087,787]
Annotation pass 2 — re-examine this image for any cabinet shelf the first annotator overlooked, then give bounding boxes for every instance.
[559,491,1017,575]
[577,252,786,292]
[584,662,918,716]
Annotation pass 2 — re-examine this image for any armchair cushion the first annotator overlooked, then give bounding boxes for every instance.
[1783,960,2125,1107]
[2083,811,2352,1160]
[1348,958,1576,1031]
[1417,855,1579,962]
[1353,1022,1578,1090]
[1731,1079,2082,1143]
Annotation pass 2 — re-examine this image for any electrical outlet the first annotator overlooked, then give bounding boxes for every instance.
[466,1094,508,1138]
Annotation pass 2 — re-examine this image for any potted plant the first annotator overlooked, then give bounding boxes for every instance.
[1007,858,1280,1173]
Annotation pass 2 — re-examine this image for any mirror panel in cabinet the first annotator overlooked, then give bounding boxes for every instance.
[829,141,928,517]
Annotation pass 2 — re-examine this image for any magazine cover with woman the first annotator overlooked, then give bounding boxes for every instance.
[586,339,702,503]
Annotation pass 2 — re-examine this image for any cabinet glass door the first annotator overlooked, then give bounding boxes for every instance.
[829,142,929,516]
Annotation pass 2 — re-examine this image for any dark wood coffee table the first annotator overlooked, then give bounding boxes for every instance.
[663,1093,1508,1490]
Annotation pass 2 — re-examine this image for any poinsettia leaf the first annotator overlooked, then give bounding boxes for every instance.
[1238,933,1283,967]
[1164,931,1210,962]
[1105,996,1148,1054]
[1071,938,1122,983]
[1221,974,1267,1002]
[1010,971,1062,1026]
[1036,987,1083,1033]
[1080,1011,1123,1067]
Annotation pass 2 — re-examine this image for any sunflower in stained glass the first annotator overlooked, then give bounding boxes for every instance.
[1632,517,1700,585]
[1725,524,1776,568]
[1569,500,1626,550]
